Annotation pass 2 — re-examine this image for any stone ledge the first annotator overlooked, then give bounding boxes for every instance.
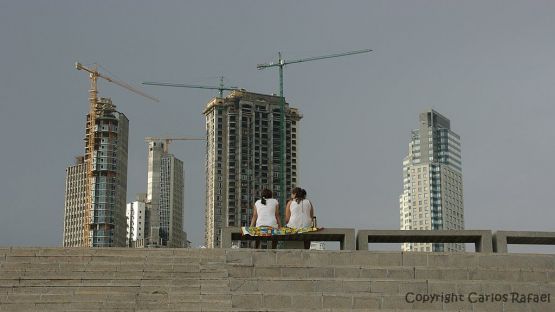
[493,231,555,253]
[357,229,493,252]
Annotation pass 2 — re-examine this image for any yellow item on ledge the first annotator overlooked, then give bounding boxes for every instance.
[241,226,321,237]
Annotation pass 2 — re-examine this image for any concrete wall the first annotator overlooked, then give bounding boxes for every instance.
[0,248,553,311]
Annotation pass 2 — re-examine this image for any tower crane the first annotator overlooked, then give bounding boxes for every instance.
[75,62,159,247]
[143,76,238,98]
[256,49,372,220]
[144,136,205,154]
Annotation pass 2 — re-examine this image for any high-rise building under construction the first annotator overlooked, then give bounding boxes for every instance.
[63,97,129,247]
[399,109,464,252]
[204,90,302,248]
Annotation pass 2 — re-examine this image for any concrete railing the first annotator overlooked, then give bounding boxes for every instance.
[222,228,555,253]
[493,231,555,253]
[356,230,493,252]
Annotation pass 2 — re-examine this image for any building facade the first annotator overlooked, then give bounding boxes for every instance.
[145,141,185,248]
[399,109,464,252]
[63,156,87,247]
[146,141,163,246]
[126,199,147,247]
[63,97,129,247]
[159,153,184,247]
[204,90,302,248]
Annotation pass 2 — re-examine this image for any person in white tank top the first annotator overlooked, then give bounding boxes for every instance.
[285,187,315,228]
[250,189,281,249]
[250,189,281,228]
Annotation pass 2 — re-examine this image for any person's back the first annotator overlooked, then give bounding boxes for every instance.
[254,198,279,227]
[287,198,313,228]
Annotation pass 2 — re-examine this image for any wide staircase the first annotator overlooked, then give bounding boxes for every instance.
[0,247,553,311]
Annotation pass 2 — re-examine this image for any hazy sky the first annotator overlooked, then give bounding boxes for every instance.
[1,1,554,250]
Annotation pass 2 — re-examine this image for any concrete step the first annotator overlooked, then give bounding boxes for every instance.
[3,249,555,269]
[0,292,474,311]
[2,278,549,296]
[0,265,555,286]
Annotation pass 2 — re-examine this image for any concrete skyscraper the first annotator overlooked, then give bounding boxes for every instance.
[63,156,87,247]
[63,97,129,247]
[399,109,464,252]
[204,90,302,248]
[144,141,185,248]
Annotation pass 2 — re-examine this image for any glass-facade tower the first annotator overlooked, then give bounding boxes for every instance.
[399,109,464,252]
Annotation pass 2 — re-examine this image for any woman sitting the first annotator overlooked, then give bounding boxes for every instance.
[285,187,315,249]
[285,187,315,228]
[250,189,281,248]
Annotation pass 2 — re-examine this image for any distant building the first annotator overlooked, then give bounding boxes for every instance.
[145,141,185,248]
[310,242,326,250]
[63,98,129,247]
[204,90,302,248]
[63,156,87,247]
[182,231,191,248]
[399,109,464,252]
[126,194,147,247]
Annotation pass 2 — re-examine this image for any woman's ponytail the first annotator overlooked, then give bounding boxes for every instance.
[260,189,272,205]
[295,188,307,204]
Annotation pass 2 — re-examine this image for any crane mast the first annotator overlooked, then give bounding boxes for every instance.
[75,62,158,247]
[256,49,372,221]
[83,66,98,247]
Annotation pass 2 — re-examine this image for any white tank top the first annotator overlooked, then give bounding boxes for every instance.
[287,199,312,228]
[254,198,279,227]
